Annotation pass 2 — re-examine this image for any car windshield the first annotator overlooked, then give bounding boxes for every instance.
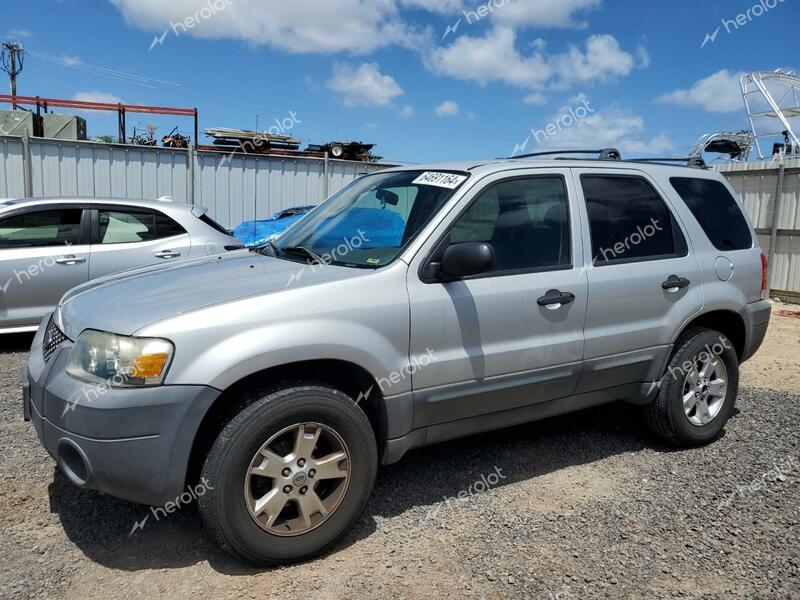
[272,170,469,268]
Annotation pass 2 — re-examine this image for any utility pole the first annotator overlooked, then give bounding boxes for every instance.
[1,41,25,110]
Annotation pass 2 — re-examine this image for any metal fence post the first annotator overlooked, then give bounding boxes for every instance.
[187,145,195,205]
[767,161,786,296]
[21,132,33,197]
[324,151,330,201]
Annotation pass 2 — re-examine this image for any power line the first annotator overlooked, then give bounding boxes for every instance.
[26,50,180,89]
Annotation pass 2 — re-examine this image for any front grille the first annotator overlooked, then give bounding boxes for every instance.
[42,317,68,363]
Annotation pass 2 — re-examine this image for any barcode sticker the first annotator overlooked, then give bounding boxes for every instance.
[412,172,468,189]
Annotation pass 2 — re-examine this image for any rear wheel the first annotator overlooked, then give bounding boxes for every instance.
[198,384,377,565]
[643,327,739,446]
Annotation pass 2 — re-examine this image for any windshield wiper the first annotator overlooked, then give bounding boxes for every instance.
[280,246,326,264]
[253,239,278,257]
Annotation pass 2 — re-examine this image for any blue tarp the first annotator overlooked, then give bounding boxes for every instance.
[234,207,406,249]
[313,208,405,249]
[233,207,314,247]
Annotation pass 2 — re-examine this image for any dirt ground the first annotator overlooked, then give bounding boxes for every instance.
[740,303,800,393]
[1,305,798,599]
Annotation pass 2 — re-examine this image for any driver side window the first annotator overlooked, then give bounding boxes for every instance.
[447,176,571,274]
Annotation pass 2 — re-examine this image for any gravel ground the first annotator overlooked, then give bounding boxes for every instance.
[1,309,798,599]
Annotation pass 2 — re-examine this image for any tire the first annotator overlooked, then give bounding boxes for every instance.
[643,327,739,447]
[198,384,377,565]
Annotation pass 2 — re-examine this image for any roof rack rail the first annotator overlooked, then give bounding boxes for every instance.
[509,148,622,161]
[627,157,707,169]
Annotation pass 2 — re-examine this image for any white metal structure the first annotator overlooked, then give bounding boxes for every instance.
[688,131,754,163]
[740,70,800,160]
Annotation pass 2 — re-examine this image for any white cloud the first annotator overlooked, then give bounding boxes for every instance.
[8,29,32,38]
[400,0,463,14]
[110,0,423,54]
[402,0,601,28]
[521,98,673,156]
[547,34,637,90]
[657,69,744,113]
[426,27,551,88]
[327,62,404,107]
[493,0,602,29]
[399,104,415,117]
[73,91,124,104]
[426,27,639,91]
[109,0,606,57]
[434,100,460,116]
[523,92,548,106]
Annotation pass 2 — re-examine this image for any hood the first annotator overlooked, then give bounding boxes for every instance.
[58,251,366,339]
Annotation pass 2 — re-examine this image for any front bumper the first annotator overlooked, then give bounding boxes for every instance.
[25,316,220,506]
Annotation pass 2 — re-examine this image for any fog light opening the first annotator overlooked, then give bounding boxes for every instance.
[57,440,90,486]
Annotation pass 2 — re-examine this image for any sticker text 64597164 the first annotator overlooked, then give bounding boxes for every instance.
[412,172,468,189]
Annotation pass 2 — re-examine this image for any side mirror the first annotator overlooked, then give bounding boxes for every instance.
[438,242,495,282]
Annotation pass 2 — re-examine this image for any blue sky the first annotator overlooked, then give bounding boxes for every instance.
[3,0,797,163]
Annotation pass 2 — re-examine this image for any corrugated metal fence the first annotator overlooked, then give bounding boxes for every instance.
[1,135,797,296]
[0,135,391,228]
[715,157,800,298]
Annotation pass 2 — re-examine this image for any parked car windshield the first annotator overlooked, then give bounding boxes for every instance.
[272,170,469,267]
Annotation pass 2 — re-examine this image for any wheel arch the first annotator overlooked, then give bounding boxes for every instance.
[185,359,386,489]
[674,309,746,360]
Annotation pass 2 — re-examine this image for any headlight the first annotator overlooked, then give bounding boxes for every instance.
[66,330,174,387]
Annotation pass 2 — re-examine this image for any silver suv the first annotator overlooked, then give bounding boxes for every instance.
[24,152,771,565]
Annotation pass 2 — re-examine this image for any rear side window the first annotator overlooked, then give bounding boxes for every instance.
[670,178,753,251]
[199,213,231,235]
[98,209,186,244]
[0,209,83,248]
[582,175,687,265]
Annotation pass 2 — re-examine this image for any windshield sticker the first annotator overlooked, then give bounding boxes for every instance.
[412,172,468,189]
[366,258,381,265]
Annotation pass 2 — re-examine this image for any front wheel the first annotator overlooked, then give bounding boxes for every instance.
[643,327,739,446]
[198,384,377,565]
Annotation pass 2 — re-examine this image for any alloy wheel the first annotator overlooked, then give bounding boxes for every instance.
[244,423,351,536]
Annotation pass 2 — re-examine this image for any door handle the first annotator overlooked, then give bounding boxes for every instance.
[55,255,86,265]
[537,289,576,310]
[154,250,181,259]
[662,275,691,293]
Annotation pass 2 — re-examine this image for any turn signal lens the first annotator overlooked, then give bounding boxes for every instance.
[132,353,169,378]
[760,253,769,300]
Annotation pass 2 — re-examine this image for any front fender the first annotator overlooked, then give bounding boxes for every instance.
[165,318,410,393]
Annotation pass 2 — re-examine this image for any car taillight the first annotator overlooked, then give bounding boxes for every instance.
[760,253,769,300]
